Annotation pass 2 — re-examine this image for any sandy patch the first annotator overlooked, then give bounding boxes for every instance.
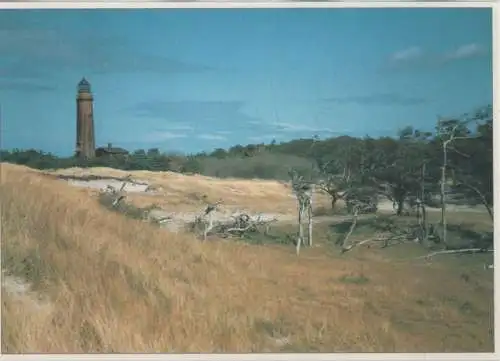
[2,271,52,312]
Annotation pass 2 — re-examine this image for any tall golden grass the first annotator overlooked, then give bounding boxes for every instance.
[1,163,494,353]
[43,166,332,213]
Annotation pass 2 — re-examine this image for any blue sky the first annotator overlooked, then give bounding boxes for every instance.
[0,8,492,156]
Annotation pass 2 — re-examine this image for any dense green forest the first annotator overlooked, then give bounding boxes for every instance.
[2,105,493,217]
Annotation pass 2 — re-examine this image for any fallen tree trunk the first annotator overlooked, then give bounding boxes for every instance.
[190,211,278,241]
[417,248,493,260]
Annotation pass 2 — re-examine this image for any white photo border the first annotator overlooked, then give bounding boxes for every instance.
[0,1,497,361]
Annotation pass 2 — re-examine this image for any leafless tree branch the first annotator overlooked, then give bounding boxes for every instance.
[417,248,493,260]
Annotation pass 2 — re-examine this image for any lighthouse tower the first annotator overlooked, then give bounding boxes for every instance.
[75,77,96,158]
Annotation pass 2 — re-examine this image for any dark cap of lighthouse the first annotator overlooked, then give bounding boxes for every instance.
[77,77,92,93]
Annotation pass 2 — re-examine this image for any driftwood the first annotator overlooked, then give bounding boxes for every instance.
[417,248,494,261]
[100,181,279,240]
[190,202,278,241]
[226,214,278,235]
[100,176,131,208]
[196,200,223,241]
[341,231,410,254]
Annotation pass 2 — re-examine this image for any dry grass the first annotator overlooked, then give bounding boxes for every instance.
[44,166,332,214]
[1,163,494,353]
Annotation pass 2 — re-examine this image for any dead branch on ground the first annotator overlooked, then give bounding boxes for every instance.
[100,179,129,208]
[417,248,494,261]
[189,201,278,241]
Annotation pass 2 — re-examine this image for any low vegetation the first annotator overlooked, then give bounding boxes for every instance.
[1,164,494,352]
[1,105,494,353]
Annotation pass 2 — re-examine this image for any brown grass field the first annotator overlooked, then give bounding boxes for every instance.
[43,166,333,214]
[1,163,494,353]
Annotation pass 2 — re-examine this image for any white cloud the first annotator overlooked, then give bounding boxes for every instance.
[197,134,227,141]
[385,43,488,72]
[163,123,195,131]
[142,131,188,142]
[247,134,278,142]
[390,46,423,62]
[214,130,232,135]
[271,121,334,133]
[247,120,337,135]
[137,123,195,142]
[444,43,486,60]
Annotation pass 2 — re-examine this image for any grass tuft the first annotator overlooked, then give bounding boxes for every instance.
[338,274,370,285]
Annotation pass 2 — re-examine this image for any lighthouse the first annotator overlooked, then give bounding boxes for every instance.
[75,77,96,158]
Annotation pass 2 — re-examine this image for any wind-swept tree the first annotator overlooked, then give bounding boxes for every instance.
[431,104,493,248]
[364,131,432,216]
[442,105,493,220]
[314,137,366,210]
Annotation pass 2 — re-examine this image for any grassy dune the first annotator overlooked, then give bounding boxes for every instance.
[1,163,494,353]
[43,166,335,215]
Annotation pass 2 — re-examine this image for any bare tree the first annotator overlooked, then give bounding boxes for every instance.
[317,170,351,211]
[339,188,379,253]
[436,119,477,247]
[447,113,493,221]
[414,163,429,245]
[314,142,362,211]
[288,170,314,255]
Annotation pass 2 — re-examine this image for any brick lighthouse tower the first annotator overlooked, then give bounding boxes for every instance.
[75,77,96,158]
